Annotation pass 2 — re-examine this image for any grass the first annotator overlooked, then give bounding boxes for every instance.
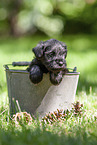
[0,92,97,145]
[0,34,97,145]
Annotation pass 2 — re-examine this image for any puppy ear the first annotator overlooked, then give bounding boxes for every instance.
[63,45,67,58]
[65,46,67,58]
[32,42,44,59]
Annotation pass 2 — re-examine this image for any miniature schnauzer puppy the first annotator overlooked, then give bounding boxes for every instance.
[28,39,68,85]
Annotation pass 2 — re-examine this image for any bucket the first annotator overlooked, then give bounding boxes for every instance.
[4,64,80,118]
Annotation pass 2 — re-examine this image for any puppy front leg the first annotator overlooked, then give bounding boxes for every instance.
[29,65,43,84]
[27,58,40,71]
[49,71,63,85]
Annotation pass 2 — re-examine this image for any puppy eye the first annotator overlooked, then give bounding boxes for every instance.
[45,46,51,51]
[47,54,51,59]
[52,51,56,56]
[46,51,55,58]
[59,52,64,55]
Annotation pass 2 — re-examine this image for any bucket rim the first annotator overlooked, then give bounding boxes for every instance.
[5,69,80,75]
[3,64,80,75]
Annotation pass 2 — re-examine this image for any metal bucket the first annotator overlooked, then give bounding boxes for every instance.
[4,64,80,118]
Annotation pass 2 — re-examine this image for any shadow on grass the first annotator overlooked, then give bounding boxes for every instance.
[77,62,97,94]
[1,34,97,54]
[77,76,97,94]
[0,35,50,54]
[0,126,97,145]
[60,34,97,52]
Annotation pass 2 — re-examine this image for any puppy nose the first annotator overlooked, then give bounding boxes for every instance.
[56,59,63,66]
[59,61,63,66]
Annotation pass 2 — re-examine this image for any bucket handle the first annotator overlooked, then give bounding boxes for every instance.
[12,61,31,66]
[3,61,31,70]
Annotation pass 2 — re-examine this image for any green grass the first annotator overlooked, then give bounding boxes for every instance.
[0,34,97,145]
[0,92,97,145]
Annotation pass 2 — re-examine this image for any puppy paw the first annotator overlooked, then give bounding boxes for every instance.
[50,72,63,85]
[29,65,43,84]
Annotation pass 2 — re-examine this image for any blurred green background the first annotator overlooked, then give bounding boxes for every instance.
[0,0,97,94]
[1,0,97,36]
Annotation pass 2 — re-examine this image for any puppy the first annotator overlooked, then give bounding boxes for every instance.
[28,39,68,85]
[33,39,67,72]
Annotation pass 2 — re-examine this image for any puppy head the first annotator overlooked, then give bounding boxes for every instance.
[43,39,67,72]
[32,39,67,72]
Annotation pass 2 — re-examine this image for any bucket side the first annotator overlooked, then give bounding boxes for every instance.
[6,70,52,115]
[5,66,80,117]
[5,70,14,115]
[36,73,79,118]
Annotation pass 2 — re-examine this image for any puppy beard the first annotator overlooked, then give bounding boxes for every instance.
[29,65,43,84]
[44,61,66,73]
[43,52,67,72]
[50,71,63,85]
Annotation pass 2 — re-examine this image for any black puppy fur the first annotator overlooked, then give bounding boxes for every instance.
[50,71,63,85]
[29,65,43,84]
[28,39,68,85]
[27,58,48,84]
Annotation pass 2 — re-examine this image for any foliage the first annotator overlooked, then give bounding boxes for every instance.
[1,0,97,36]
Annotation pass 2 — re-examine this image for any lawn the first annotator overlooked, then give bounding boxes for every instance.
[0,34,97,145]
